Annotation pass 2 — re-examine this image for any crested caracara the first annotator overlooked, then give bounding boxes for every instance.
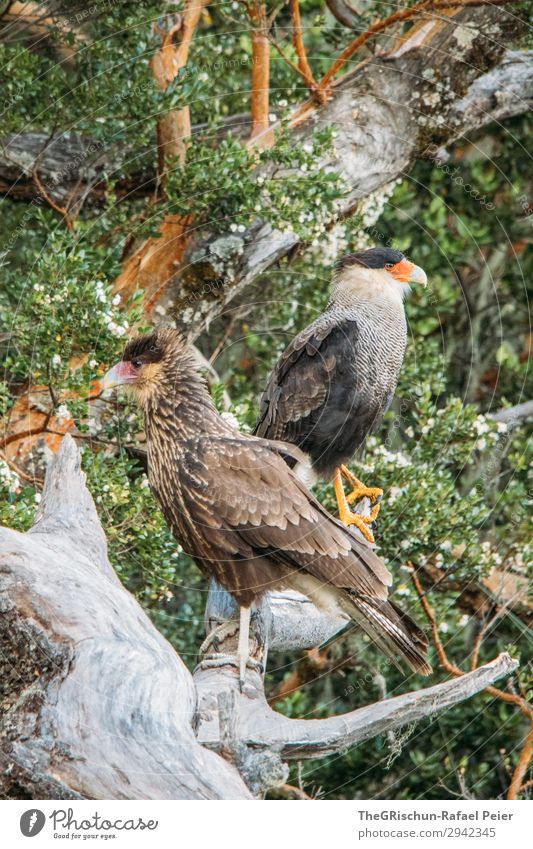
[102,328,430,686]
[254,247,428,543]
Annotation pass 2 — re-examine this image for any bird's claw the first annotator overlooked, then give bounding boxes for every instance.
[338,507,377,544]
[195,655,264,691]
[345,486,383,507]
[199,620,239,656]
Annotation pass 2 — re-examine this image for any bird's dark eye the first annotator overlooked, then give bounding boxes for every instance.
[132,359,143,369]
[385,262,395,269]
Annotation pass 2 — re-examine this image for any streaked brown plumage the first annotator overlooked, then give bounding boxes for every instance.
[254,247,428,542]
[103,328,430,677]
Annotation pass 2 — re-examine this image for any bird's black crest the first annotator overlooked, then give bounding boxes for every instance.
[122,332,163,364]
[336,247,405,271]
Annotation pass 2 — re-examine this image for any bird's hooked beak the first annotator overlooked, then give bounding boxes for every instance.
[390,259,428,287]
[101,360,138,390]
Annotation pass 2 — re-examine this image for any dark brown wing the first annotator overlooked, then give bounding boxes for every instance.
[254,315,343,443]
[178,434,391,601]
[254,316,391,479]
[176,434,428,673]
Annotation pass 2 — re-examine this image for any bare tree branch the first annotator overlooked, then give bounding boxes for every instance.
[1,49,530,210]
[326,0,360,30]
[194,653,518,760]
[488,399,533,426]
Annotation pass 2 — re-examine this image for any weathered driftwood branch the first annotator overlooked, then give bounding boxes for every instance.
[0,436,519,799]
[194,654,518,760]
[449,49,533,139]
[0,435,250,800]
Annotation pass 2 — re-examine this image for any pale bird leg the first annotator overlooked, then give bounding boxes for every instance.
[341,464,383,515]
[333,468,376,544]
[238,605,251,692]
[198,606,259,689]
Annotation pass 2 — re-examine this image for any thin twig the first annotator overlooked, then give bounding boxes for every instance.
[32,167,74,230]
[0,449,44,487]
[289,0,327,103]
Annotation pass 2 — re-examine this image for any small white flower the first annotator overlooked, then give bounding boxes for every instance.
[458,615,469,627]
[438,622,449,634]
[474,416,490,435]
[55,404,71,423]
[89,359,97,369]
[268,113,277,122]
[52,354,62,367]
[112,294,121,306]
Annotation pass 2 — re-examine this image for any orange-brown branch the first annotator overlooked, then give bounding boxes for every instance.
[250,3,271,139]
[507,724,533,800]
[151,0,210,172]
[289,0,326,104]
[32,168,74,230]
[114,1,209,302]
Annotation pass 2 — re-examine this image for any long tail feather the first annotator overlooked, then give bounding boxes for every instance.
[343,590,432,675]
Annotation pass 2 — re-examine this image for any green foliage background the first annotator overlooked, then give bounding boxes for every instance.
[0,0,531,800]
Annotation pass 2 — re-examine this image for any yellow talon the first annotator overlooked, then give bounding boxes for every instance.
[341,464,383,508]
[333,468,378,544]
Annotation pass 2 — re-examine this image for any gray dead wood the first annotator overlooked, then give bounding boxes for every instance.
[489,400,533,426]
[0,435,251,800]
[194,654,517,762]
[0,437,520,799]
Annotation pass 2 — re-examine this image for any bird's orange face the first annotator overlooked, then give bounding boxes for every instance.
[385,258,428,286]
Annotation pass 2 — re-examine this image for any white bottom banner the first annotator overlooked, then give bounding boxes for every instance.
[1,799,531,848]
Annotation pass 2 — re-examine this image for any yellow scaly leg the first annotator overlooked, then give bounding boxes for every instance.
[333,468,377,544]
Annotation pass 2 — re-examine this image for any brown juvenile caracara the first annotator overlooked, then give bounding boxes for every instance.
[103,328,430,686]
[254,247,428,543]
